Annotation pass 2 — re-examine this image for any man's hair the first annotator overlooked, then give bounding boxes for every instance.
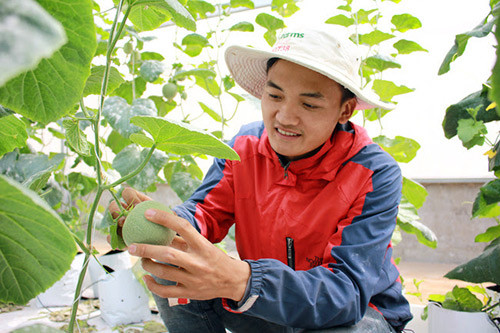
[266,57,356,104]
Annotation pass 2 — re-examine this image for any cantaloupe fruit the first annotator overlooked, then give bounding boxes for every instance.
[122,201,176,246]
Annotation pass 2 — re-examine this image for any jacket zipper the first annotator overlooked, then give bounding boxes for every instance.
[283,161,290,179]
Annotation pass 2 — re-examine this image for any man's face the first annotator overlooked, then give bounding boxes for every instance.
[261,60,355,161]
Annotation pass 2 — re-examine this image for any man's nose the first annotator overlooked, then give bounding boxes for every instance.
[275,101,300,125]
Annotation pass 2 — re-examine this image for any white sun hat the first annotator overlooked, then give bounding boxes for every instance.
[224,26,394,110]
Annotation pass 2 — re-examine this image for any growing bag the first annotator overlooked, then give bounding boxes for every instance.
[98,268,151,326]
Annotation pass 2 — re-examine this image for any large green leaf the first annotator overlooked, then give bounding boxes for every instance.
[255,13,285,46]
[490,15,500,115]
[139,60,165,82]
[186,0,215,19]
[0,152,64,191]
[111,77,148,104]
[127,2,172,32]
[0,175,77,304]
[83,66,124,96]
[230,0,254,9]
[130,116,240,160]
[325,14,354,27]
[106,130,132,154]
[402,177,428,210]
[475,225,500,243]
[478,179,500,206]
[170,172,202,201]
[472,187,500,218]
[442,89,500,139]
[0,0,96,123]
[358,30,395,47]
[229,21,254,32]
[372,79,414,102]
[438,20,495,75]
[391,14,422,32]
[445,242,500,285]
[397,197,437,248]
[364,55,401,72]
[374,135,420,163]
[0,0,66,86]
[178,33,211,57]
[130,0,196,32]
[0,116,28,156]
[102,96,157,138]
[456,118,487,149]
[441,286,484,312]
[199,102,222,122]
[393,39,428,54]
[112,145,168,191]
[62,119,91,156]
[272,0,300,18]
[353,9,377,24]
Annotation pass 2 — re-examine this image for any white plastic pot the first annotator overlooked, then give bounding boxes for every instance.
[428,302,499,333]
[98,268,151,326]
[88,250,132,298]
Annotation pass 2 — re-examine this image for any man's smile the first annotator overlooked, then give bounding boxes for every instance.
[276,127,301,137]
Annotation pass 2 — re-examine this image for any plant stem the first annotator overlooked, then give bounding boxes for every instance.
[483,300,500,312]
[103,144,158,189]
[67,189,103,332]
[67,1,130,331]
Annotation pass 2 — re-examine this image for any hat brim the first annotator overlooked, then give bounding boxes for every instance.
[224,45,395,111]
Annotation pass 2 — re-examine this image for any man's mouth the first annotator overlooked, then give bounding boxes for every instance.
[276,128,300,137]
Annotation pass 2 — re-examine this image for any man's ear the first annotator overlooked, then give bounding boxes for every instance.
[338,98,356,124]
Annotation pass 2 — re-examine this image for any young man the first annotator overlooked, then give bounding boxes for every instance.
[113,26,413,332]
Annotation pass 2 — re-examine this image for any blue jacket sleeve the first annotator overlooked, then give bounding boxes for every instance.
[223,151,403,329]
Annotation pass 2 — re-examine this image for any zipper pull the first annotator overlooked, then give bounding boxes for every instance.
[283,161,290,179]
[286,237,295,270]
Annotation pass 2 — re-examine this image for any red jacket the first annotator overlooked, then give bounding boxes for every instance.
[174,121,412,330]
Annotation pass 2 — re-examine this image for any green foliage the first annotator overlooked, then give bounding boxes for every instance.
[84,66,124,96]
[442,88,500,141]
[0,0,96,124]
[373,135,420,163]
[0,0,67,86]
[102,97,158,138]
[130,116,240,159]
[255,13,285,46]
[393,39,428,54]
[436,1,500,317]
[438,20,495,75]
[0,175,77,305]
[0,116,28,156]
[430,286,485,312]
[170,171,202,201]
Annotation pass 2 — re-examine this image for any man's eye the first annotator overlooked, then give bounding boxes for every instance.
[303,103,318,109]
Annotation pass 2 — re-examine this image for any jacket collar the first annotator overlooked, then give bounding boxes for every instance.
[258,122,372,182]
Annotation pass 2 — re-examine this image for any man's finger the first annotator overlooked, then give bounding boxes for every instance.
[129,243,196,271]
[122,187,152,207]
[145,209,208,250]
[143,275,191,299]
[141,258,192,285]
[170,236,188,252]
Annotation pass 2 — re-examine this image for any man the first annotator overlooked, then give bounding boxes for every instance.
[112,26,413,332]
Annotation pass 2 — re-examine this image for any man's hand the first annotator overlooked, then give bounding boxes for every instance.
[108,187,152,242]
[128,208,251,303]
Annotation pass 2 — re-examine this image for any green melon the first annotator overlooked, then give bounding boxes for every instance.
[122,201,176,246]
